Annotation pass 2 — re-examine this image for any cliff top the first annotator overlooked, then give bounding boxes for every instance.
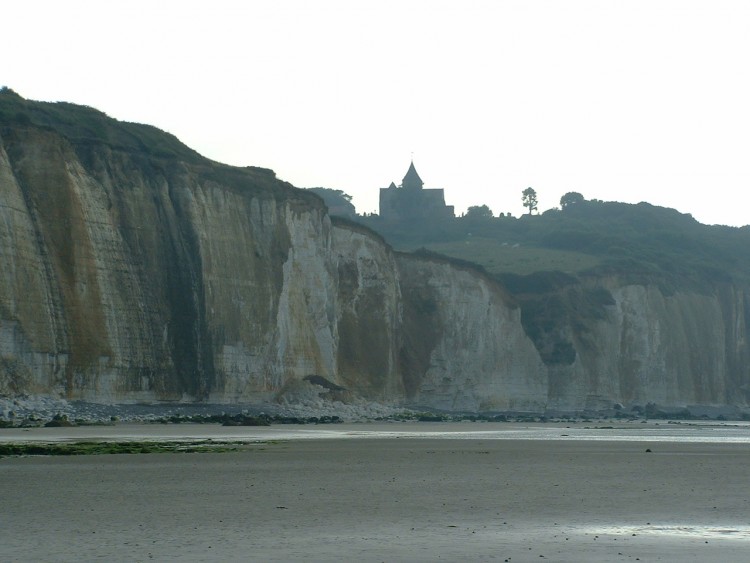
[359,194,750,293]
[0,87,204,163]
[0,88,325,209]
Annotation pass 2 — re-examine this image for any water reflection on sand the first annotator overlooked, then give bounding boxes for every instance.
[2,420,750,444]
[589,524,750,540]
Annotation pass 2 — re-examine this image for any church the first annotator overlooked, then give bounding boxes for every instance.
[379,161,455,223]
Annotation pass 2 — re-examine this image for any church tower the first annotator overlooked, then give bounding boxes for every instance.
[401,161,424,191]
[379,160,454,223]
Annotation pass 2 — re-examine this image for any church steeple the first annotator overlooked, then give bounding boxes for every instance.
[401,161,424,190]
[379,160,454,222]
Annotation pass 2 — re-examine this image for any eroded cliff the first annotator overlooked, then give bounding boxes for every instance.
[2,94,750,412]
[541,281,750,411]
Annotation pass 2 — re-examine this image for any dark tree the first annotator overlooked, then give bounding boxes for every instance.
[560,191,585,209]
[307,187,356,217]
[522,187,538,215]
[464,204,494,219]
[0,86,21,97]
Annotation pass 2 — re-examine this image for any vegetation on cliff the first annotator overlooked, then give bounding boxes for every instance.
[357,188,750,367]
[0,88,321,208]
[360,199,750,290]
[0,87,203,162]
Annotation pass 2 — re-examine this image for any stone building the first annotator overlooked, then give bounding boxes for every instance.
[379,161,455,223]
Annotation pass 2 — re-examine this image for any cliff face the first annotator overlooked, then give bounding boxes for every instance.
[545,282,750,410]
[396,255,547,411]
[0,122,541,409]
[2,109,750,411]
[1,126,210,401]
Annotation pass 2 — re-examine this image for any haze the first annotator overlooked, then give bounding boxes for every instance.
[5,0,749,226]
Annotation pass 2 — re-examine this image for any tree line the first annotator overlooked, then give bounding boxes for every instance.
[464,189,585,219]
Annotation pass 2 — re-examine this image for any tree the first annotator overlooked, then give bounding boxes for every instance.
[0,86,21,97]
[522,187,538,215]
[307,187,356,217]
[560,191,585,209]
[464,204,494,220]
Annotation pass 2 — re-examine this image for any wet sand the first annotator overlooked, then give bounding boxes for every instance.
[2,426,750,562]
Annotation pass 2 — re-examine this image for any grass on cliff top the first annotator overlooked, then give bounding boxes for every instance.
[0,87,202,163]
[415,238,600,276]
[361,199,750,289]
[0,88,323,206]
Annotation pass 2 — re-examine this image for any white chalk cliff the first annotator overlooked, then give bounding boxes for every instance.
[1,96,749,411]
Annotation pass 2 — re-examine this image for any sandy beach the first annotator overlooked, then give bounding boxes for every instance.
[2,423,750,562]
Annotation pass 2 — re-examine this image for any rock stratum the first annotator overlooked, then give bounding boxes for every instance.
[1,92,749,413]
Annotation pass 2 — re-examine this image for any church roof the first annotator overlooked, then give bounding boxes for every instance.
[402,161,424,189]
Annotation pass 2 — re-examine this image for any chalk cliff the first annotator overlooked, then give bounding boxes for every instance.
[542,282,750,411]
[1,94,749,412]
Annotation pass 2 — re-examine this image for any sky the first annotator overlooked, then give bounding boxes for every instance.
[4,1,750,226]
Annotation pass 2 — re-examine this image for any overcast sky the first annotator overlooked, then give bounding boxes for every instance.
[5,1,750,226]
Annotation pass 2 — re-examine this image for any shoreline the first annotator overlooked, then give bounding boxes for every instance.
[3,419,750,447]
[3,430,750,562]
